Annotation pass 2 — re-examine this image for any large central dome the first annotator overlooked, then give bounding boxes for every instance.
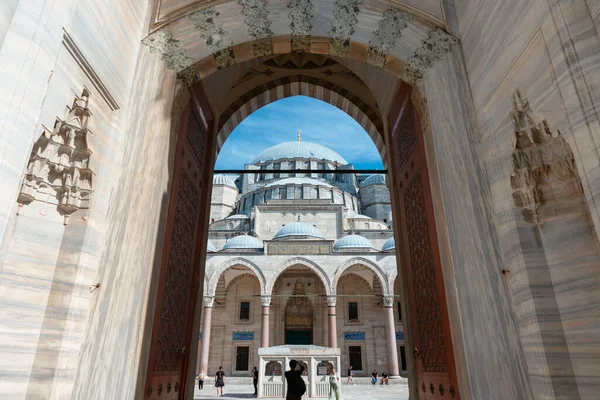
[251,141,348,165]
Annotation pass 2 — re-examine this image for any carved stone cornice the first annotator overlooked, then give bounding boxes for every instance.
[509,89,584,225]
[141,29,194,72]
[401,28,459,85]
[329,0,364,57]
[18,90,95,225]
[204,296,215,308]
[261,295,272,307]
[366,8,412,67]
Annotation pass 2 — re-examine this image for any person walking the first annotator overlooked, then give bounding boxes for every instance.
[346,365,355,386]
[197,369,205,391]
[284,359,306,400]
[215,366,226,397]
[380,372,389,385]
[371,369,378,385]
[252,366,259,396]
[328,367,341,400]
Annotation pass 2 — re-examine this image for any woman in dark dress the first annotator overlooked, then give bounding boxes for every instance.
[215,366,226,397]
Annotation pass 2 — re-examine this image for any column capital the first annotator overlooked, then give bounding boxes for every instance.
[383,295,395,307]
[326,295,337,307]
[261,295,271,307]
[203,296,215,308]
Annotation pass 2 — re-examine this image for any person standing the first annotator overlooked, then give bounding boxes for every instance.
[252,366,259,396]
[215,366,226,397]
[328,367,341,400]
[284,359,306,400]
[371,369,378,385]
[197,369,205,391]
[346,365,355,386]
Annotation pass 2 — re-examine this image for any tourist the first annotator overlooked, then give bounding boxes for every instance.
[197,369,205,391]
[252,366,259,396]
[215,366,226,397]
[380,371,389,385]
[371,369,378,385]
[346,365,355,386]
[284,359,306,400]
[328,367,341,400]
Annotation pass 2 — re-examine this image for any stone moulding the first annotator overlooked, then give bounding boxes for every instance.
[18,90,95,225]
[366,8,412,67]
[509,89,584,225]
[142,28,194,72]
[401,27,459,85]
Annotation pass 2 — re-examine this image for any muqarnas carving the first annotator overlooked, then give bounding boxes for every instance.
[510,89,583,225]
[18,89,95,224]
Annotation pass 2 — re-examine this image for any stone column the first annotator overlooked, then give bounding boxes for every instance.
[327,296,337,348]
[261,295,271,348]
[199,296,214,373]
[383,296,400,377]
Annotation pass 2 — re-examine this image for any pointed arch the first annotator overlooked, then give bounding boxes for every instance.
[332,257,391,296]
[267,257,331,295]
[207,257,266,296]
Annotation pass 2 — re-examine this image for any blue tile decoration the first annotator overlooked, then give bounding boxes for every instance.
[233,331,254,340]
[343,332,365,340]
[396,331,404,341]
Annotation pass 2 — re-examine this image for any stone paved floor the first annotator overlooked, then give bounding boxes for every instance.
[194,383,410,399]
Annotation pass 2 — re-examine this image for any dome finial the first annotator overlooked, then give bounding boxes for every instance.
[297,129,301,141]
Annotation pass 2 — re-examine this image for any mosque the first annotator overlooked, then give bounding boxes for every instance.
[199,137,405,378]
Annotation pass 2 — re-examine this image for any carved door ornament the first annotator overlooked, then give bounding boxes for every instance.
[510,89,584,225]
[17,89,95,224]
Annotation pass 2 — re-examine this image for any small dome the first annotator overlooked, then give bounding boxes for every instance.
[360,174,386,187]
[265,177,332,188]
[226,214,249,219]
[334,234,375,251]
[252,141,348,165]
[213,174,237,189]
[347,210,371,219]
[207,240,217,252]
[274,222,325,240]
[223,235,264,250]
[382,237,395,252]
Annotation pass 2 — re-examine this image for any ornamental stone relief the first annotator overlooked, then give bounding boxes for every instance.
[401,28,459,85]
[239,0,273,57]
[142,29,194,72]
[288,0,313,51]
[18,89,95,224]
[510,89,584,225]
[366,8,412,67]
[329,0,364,57]
[189,7,235,69]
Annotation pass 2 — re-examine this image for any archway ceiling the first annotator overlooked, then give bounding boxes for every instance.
[143,0,458,85]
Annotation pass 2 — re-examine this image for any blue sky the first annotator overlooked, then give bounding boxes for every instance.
[214,96,384,170]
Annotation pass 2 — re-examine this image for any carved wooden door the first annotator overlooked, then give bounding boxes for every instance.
[145,88,214,400]
[389,83,460,400]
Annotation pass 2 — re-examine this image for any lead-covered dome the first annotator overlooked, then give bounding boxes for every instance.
[223,235,264,250]
[274,222,325,240]
[213,174,237,188]
[265,177,332,188]
[207,240,217,252]
[333,234,375,251]
[360,174,386,187]
[251,141,348,165]
[382,237,395,252]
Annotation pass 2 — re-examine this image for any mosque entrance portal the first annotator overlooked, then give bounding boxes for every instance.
[285,279,314,345]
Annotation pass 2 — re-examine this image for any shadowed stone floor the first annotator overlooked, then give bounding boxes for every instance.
[194,383,410,399]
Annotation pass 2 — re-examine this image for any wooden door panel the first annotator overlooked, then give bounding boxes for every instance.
[389,84,459,400]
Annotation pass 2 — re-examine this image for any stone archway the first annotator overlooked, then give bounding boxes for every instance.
[284,279,315,345]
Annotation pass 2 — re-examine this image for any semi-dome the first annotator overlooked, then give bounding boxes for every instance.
[251,141,348,165]
[207,240,217,252]
[360,174,386,187]
[223,235,264,250]
[382,237,395,252]
[226,214,249,219]
[333,234,375,251]
[274,222,325,240]
[213,174,237,188]
[265,177,332,188]
[347,209,371,219]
